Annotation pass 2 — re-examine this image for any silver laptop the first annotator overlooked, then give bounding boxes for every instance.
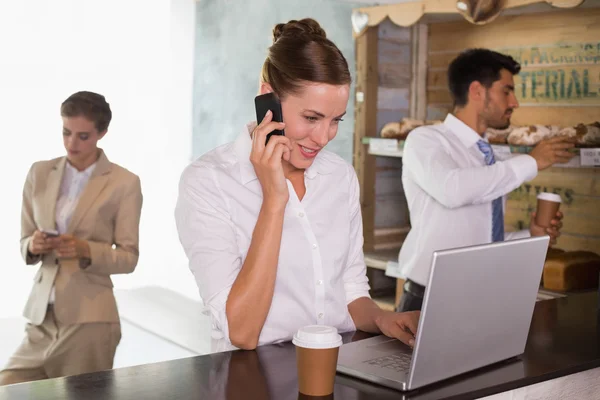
[337,236,550,391]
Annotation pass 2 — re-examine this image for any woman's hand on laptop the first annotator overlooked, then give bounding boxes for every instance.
[348,298,420,347]
[375,311,420,347]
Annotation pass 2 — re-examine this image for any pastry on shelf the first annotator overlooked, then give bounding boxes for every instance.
[547,125,562,137]
[559,122,600,147]
[380,118,442,140]
[485,125,513,144]
[507,125,553,146]
[381,121,410,140]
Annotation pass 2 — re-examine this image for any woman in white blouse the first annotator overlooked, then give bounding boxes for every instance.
[175,19,419,350]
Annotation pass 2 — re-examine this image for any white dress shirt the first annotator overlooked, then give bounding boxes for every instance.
[175,123,371,347]
[392,114,538,285]
[49,161,96,303]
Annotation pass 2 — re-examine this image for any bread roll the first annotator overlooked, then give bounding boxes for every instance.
[507,125,553,146]
[574,122,600,146]
[485,125,513,144]
[540,247,566,285]
[380,118,442,140]
[543,250,600,291]
[380,122,404,139]
[556,122,600,146]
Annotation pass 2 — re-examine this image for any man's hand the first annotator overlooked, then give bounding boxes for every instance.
[529,137,575,170]
[530,210,563,246]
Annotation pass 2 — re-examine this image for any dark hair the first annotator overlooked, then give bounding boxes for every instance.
[261,18,351,98]
[60,91,112,132]
[447,48,521,107]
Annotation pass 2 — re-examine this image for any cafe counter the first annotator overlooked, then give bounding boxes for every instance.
[1,292,599,400]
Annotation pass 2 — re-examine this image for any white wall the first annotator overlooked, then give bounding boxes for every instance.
[0,0,199,318]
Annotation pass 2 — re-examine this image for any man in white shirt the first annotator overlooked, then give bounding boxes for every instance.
[394,48,575,312]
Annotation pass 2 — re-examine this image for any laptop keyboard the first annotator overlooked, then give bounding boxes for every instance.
[364,353,412,372]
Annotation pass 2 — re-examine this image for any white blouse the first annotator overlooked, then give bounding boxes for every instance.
[175,123,371,347]
[56,161,96,234]
[49,161,96,303]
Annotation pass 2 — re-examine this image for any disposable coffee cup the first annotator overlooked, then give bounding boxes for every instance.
[293,325,343,396]
[535,192,562,228]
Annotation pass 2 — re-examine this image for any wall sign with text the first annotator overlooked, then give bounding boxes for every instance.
[498,43,600,106]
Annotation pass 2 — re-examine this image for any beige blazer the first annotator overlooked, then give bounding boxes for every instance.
[20,149,143,325]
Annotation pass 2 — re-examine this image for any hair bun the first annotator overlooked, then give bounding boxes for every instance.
[272,18,327,44]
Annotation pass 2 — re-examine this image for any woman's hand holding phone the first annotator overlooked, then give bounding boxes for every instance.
[250,110,292,211]
[28,230,56,255]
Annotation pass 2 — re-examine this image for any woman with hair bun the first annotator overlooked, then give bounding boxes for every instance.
[176,19,419,350]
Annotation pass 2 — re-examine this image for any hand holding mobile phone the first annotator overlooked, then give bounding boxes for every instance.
[41,229,59,238]
[250,93,292,208]
[255,93,285,145]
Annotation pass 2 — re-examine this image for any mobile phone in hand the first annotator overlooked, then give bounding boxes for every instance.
[255,92,285,145]
[41,229,59,238]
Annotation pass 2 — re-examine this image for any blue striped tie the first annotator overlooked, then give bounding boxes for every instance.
[476,140,505,242]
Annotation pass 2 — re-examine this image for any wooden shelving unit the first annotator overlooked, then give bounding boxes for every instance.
[353,2,600,310]
[363,137,595,168]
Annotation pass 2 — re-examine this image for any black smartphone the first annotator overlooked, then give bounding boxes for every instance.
[41,229,59,238]
[254,92,285,145]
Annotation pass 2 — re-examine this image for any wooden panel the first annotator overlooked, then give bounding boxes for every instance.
[375,196,409,228]
[427,101,600,126]
[426,104,451,121]
[516,66,600,106]
[428,65,600,107]
[509,107,600,127]
[428,9,600,52]
[377,87,410,110]
[379,41,411,88]
[377,108,409,133]
[505,168,600,253]
[373,227,409,250]
[373,22,413,237]
[378,18,411,44]
[430,45,600,69]
[379,62,412,88]
[353,26,379,252]
[375,157,403,194]
[364,247,402,270]
[427,89,453,104]
[426,7,600,127]
[411,23,428,121]
[375,156,407,229]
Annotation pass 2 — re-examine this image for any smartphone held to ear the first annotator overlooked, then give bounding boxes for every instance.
[255,93,285,145]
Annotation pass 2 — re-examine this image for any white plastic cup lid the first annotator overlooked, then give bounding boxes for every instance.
[537,192,562,203]
[292,325,343,349]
